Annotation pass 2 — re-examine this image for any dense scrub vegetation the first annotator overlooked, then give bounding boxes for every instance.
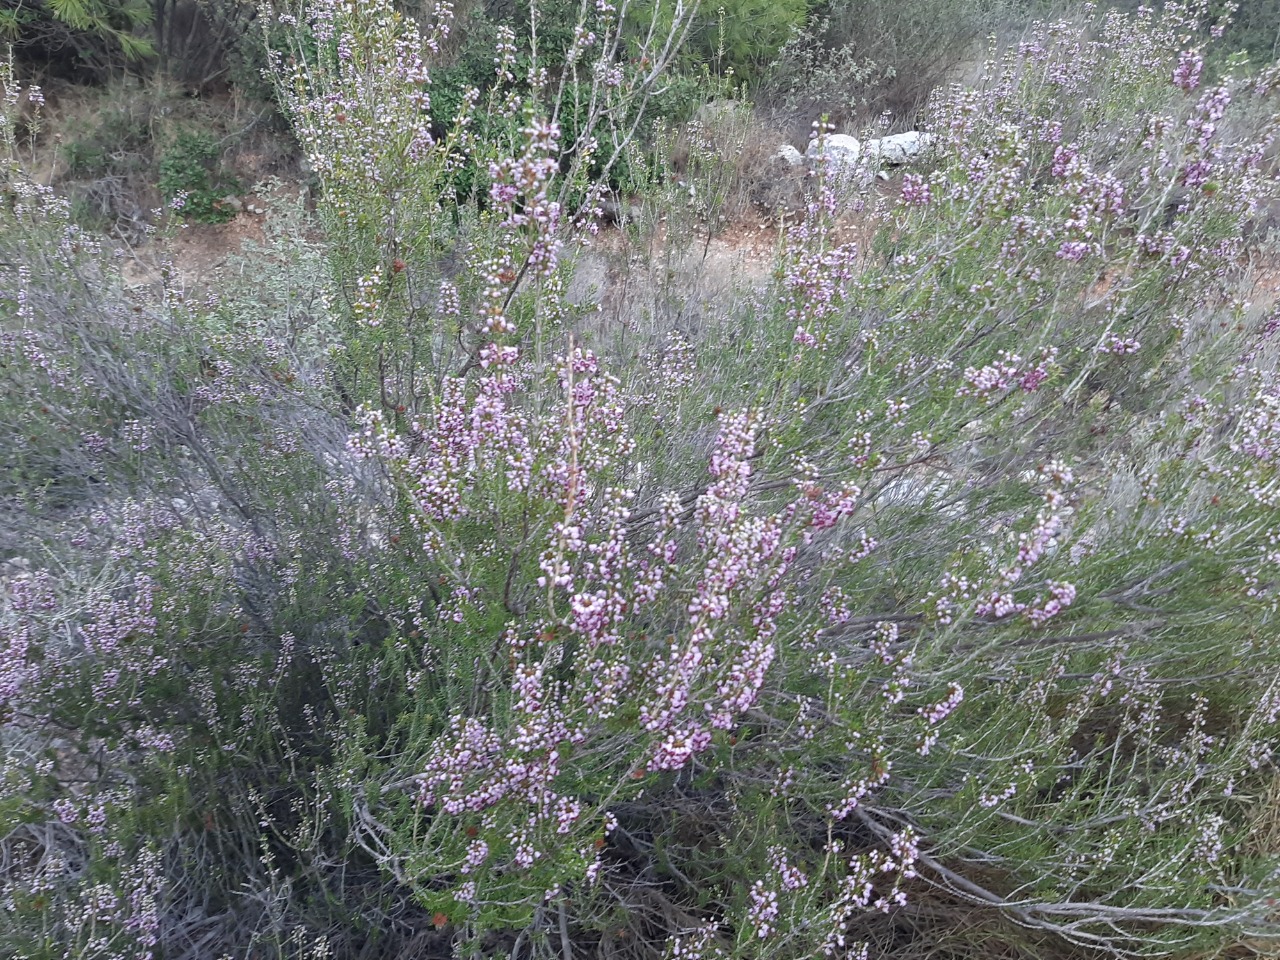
[2,1,1280,959]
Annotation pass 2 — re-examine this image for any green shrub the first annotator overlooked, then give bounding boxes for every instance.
[157,130,238,222]
[627,0,811,84]
[63,136,108,176]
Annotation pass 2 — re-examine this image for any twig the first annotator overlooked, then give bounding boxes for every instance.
[559,893,573,960]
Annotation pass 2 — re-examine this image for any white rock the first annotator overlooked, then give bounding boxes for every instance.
[864,131,934,164]
[774,144,804,166]
[805,134,862,169]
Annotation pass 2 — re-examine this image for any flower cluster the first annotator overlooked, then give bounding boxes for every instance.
[958,348,1059,402]
[821,828,919,955]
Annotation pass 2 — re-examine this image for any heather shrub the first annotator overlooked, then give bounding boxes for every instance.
[3,4,1280,960]
[761,0,1031,129]
[269,0,693,415]
[659,99,785,238]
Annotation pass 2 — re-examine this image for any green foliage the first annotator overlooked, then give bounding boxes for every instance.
[157,130,238,222]
[19,0,156,76]
[1225,4,1280,63]
[628,0,810,83]
[0,8,29,41]
[62,136,107,176]
[45,0,150,36]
